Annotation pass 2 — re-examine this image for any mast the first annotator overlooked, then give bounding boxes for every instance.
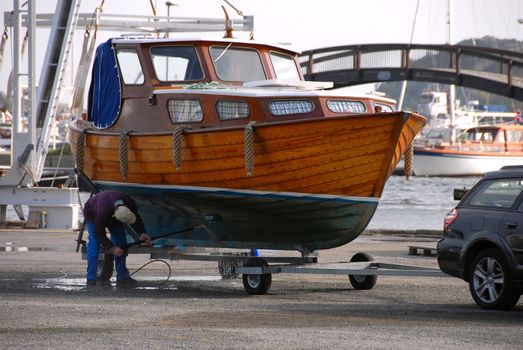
[448,0,456,143]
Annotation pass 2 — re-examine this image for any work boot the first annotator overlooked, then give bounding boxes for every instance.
[97,277,112,286]
[116,276,138,287]
[86,279,97,286]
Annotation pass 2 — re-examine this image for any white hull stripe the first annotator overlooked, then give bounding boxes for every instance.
[414,151,523,161]
[96,181,379,204]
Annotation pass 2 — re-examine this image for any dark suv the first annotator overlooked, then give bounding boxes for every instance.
[438,166,523,310]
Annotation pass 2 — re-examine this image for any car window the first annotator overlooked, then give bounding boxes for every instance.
[468,178,523,208]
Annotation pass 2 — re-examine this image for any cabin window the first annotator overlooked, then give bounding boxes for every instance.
[507,130,523,142]
[466,129,497,142]
[216,101,250,120]
[374,103,394,112]
[116,49,144,85]
[150,46,203,81]
[269,100,314,116]
[270,52,300,80]
[327,100,366,113]
[210,46,265,82]
[167,99,203,123]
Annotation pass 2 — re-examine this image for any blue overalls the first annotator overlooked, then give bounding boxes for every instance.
[86,221,130,282]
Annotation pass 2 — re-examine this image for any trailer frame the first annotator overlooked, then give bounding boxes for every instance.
[83,244,448,294]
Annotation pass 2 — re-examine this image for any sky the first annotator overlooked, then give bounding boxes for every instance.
[0,0,522,96]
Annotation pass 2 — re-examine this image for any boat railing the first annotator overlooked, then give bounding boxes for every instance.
[426,141,509,153]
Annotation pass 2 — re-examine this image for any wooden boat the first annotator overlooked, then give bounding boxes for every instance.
[413,124,523,176]
[69,37,425,252]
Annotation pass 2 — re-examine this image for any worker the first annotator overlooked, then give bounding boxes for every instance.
[83,190,151,286]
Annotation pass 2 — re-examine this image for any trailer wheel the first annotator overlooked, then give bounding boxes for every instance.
[348,252,377,290]
[218,258,240,279]
[242,257,272,295]
[97,254,114,282]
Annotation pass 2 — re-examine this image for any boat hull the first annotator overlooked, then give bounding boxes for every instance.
[70,112,425,250]
[413,149,523,176]
[97,181,378,251]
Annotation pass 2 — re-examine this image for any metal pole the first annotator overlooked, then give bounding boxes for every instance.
[447,0,456,143]
[165,1,174,38]
[12,0,20,134]
[27,0,36,171]
[165,1,174,76]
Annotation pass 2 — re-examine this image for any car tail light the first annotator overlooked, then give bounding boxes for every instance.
[443,208,459,230]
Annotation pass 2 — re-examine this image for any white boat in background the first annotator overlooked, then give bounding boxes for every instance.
[413,124,523,176]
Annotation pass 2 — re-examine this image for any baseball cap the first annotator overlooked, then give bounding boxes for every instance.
[114,205,136,224]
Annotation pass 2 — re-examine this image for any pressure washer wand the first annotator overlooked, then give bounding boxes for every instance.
[126,226,195,247]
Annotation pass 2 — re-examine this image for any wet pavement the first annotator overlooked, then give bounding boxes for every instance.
[0,227,522,349]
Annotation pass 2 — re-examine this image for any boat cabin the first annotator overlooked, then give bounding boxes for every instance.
[418,124,523,153]
[87,38,396,132]
[459,125,523,144]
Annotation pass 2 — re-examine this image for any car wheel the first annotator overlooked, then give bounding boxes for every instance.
[468,249,520,310]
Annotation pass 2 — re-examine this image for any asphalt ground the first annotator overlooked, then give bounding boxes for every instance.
[0,227,522,350]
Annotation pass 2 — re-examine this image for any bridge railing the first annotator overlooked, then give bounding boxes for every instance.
[299,44,523,101]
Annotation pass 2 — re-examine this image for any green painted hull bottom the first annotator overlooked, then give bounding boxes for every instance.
[100,183,379,252]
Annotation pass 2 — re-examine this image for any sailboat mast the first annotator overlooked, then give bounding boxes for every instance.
[448,0,456,143]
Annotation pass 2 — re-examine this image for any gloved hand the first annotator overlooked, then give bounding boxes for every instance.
[110,246,124,257]
[140,233,152,246]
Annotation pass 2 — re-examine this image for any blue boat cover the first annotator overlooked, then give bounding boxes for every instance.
[88,39,121,128]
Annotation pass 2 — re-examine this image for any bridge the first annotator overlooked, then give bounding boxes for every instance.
[299,44,523,102]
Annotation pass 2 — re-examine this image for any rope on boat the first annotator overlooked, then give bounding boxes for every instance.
[172,125,184,171]
[404,141,413,180]
[119,132,131,179]
[74,130,87,171]
[244,121,256,176]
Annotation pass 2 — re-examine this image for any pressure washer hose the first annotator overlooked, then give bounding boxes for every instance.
[126,259,172,287]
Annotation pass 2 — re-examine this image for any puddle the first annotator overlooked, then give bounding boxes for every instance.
[0,243,63,252]
[140,275,222,282]
[32,275,222,291]
[34,277,88,291]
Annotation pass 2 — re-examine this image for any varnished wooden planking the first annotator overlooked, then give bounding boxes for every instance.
[82,141,389,188]
[85,129,392,169]
[71,112,425,198]
[82,116,398,162]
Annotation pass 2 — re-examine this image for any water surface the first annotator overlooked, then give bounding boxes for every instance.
[368,175,481,231]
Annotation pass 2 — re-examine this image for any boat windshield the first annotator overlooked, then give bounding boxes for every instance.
[150,46,204,81]
[210,46,266,82]
[425,128,450,139]
[269,52,301,80]
[506,130,523,142]
[462,128,499,142]
[419,94,433,104]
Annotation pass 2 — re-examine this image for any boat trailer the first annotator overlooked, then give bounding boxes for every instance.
[74,168,447,294]
[80,243,447,295]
